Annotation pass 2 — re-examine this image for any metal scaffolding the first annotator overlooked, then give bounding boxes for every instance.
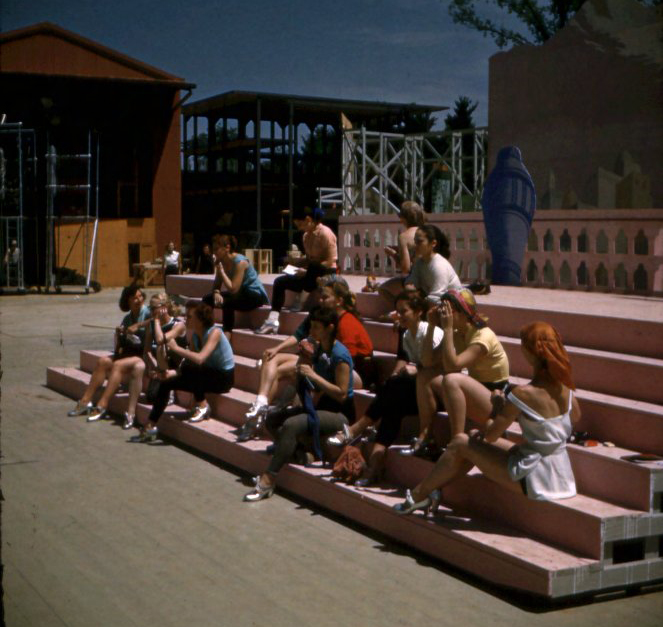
[341,126,487,215]
[0,121,36,292]
[45,130,100,293]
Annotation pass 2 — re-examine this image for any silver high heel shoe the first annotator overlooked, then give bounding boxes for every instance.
[393,489,441,516]
[237,412,266,442]
[327,423,351,447]
[122,412,135,430]
[68,401,93,417]
[86,406,107,422]
[243,478,275,502]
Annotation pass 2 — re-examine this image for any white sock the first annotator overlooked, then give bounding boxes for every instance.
[256,395,268,406]
[267,311,280,322]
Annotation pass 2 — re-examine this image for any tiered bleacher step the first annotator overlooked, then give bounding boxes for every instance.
[46,274,663,599]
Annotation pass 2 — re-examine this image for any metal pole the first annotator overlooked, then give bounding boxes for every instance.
[17,122,24,289]
[288,101,294,246]
[256,98,261,238]
[361,126,366,213]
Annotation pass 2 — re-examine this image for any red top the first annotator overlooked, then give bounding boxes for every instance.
[337,311,373,358]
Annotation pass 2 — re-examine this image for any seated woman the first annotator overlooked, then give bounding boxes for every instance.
[208,234,269,335]
[394,321,580,515]
[255,206,336,335]
[135,301,235,441]
[378,200,426,304]
[405,224,461,304]
[331,292,443,486]
[67,284,151,425]
[238,277,373,441]
[404,288,510,456]
[243,308,354,502]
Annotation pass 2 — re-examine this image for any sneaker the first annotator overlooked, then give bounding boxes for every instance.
[67,401,93,417]
[168,390,176,406]
[237,414,265,442]
[255,319,279,335]
[188,405,210,423]
[86,406,107,422]
[245,400,268,420]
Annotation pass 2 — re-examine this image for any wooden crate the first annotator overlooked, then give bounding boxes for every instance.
[243,248,272,274]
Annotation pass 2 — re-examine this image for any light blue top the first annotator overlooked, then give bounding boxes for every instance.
[313,340,354,398]
[121,305,151,342]
[234,254,269,303]
[192,324,235,372]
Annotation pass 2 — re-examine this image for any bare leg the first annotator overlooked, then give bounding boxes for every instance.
[97,357,142,409]
[79,356,114,404]
[126,359,146,416]
[258,354,297,399]
[347,414,375,438]
[411,433,520,502]
[442,373,494,436]
[416,368,443,442]
[362,442,387,480]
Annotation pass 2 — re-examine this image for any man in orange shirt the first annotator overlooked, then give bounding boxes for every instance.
[256,207,337,334]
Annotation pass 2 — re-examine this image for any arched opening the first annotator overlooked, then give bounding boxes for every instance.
[595,263,609,287]
[364,230,371,247]
[596,230,609,254]
[577,229,589,253]
[526,260,538,282]
[373,230,380,247]
[384,230,394,247]
[354,254,361,272]
[543,261,555,284]
[344,231,352,248]
[614,263,628,289]
[364,254,371,271]
[354,231,361,247]
[543,229,554,252]
[577,262,589,286]
[615,230,628,254]
[634,264,648,291]
[456,229,465,250]
[374,254,380,269]
[343,255,352,272]
[527,229,538,252]
[634,230,648,255]
[560,229,571,252]
[469,229,479,251]
[468,259,479,280]
[560,261,571,284]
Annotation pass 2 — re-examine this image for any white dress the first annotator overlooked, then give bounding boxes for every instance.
[506,390,576,501]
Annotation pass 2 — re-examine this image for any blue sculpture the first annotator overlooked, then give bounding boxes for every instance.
[481,146,536,285]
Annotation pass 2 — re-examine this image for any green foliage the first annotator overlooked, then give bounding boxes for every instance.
[444,96,478,131]
[448,0,661,48]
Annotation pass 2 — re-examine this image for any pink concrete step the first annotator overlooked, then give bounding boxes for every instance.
[501,335,663,405]
[476,302,663,360]
[47,368,662,598]
[75,348,663,510]
[47,368,663,557]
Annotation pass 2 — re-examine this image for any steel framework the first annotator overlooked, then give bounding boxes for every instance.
[45,131,100,293]
[0,122,37,292]
[340,127,487,215]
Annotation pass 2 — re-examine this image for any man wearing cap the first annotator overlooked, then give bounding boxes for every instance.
[256,206,337,334]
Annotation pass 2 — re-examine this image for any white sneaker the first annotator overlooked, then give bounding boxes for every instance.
[255,320,279,335]
[188,405,210,423]
[245,400,268,420]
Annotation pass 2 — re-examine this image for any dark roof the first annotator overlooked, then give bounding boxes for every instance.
[0,22,195,89]
[183,90,447,121]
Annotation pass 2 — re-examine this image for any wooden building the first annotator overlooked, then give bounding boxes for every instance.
[0,22,194,287]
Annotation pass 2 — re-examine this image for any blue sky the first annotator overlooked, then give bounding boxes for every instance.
[1,0,525,127]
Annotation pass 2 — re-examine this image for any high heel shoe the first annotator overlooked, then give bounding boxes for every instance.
[326,423,351,447]
[122,412,135,430]
[393,489,442,516]
[129,425,158,442]
[86,406,107,422]
[68,401,93,417]
[243,479,275,502]
[237,414,265,442]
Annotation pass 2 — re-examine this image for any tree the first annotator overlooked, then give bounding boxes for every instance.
[444,96,478,131]
[448,0,662,49]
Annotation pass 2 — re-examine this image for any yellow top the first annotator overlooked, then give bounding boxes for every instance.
[453,326,509,384]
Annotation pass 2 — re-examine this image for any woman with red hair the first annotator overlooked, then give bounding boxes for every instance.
[394,321,580,515]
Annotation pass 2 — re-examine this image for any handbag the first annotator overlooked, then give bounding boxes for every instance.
[332,445,366,483]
